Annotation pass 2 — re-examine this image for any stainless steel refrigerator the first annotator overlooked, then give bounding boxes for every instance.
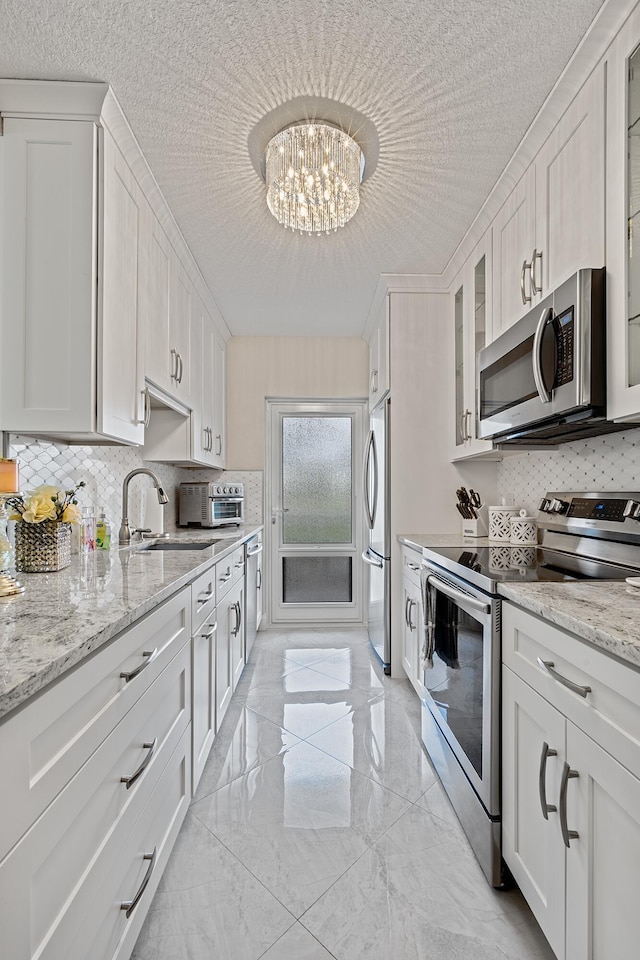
[361,396,391,673]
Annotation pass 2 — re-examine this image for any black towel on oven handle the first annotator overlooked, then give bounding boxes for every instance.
[420,567,436,668]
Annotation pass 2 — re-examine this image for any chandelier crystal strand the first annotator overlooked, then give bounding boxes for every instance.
[265,123,361,234]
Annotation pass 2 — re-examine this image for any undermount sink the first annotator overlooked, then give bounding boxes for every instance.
[138,539,220,551]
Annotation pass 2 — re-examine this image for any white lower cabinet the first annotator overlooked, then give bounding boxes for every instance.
[400,546,424,691]
[216,576,245,731]
[502,603,640,960]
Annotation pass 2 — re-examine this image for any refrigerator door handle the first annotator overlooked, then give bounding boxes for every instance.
[361,548,384,569]
[370,430,379,529]
[363,429,375,529]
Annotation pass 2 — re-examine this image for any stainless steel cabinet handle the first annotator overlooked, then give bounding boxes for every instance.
[257,568,262,589]
[520,259,532,304]
[231,600,241,636]
[216,434,222,456]
[234,560,244,569]
[200,621,217,640]
[137,387,151,427]
[531,248,543,294]
[559,762,579,848]
[406,562,420,572]
[538,741,558,819]
[197,588,214,605]
[170,348,178,381]
[236,599,242,633]
[536,657,592,698]
[370,369,378,394]
[120,738,158,790]
[361,548,384,569]
[465,409,472,441]
[458,411,466,444]
[408,599,416,631]
[176,352,183,384]
[219,571,232,583]
[404,594,410,627]
[120,648,158,683]
[426,575,490,614]
[121,848,157,918]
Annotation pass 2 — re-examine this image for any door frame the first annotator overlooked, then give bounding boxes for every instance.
[264,398,367,627]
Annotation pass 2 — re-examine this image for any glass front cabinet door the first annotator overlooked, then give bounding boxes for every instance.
[451,235,498,460]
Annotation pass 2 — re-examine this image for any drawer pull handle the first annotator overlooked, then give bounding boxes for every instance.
[234,561,244,569]
[197,588,214,605]
[121,847,157,918]
[536,658,591,698]
[219,571,232,583]
[559,763,579,848]
[407,562,420,572]
[200,621,217,640]
[120,648,158,683]
[120,738,158,790]
[538,741,557,820]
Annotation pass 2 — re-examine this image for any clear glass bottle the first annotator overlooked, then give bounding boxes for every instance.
[80,507,96,553]
[95,508,111,550]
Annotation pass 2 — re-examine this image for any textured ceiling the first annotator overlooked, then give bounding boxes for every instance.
[0,0,603,336]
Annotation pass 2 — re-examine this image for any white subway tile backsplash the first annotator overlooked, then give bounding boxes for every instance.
[496,429,640,513]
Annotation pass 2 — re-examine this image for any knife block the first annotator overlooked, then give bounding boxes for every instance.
[461,505,488,538]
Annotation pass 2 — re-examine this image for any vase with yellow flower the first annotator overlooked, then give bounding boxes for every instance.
[7,481,86,573]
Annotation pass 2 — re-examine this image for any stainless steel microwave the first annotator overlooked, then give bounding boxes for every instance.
[477,268,617,445]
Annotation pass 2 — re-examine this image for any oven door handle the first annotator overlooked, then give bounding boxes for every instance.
[426,574,491,614]
[532,306,554,404]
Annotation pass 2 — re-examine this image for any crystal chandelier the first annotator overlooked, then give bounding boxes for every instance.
[265,123,363,234]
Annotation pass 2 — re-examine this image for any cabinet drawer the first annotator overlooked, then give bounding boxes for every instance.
[503,602,640,780]
[0,586,191,863]
[191,564,217,633]
[0,646,190,960]
[402,545,422,589]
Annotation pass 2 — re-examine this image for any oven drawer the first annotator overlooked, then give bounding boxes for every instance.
[502,602,640,781]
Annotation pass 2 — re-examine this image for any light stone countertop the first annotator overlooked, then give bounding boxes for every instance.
[0,524,262,721]
[398,533,491,551]
[498,580,640,671]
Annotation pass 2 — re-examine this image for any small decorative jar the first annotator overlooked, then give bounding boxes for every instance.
[14,520,72,572]
[488,505,520,541]
[510,510,538,545]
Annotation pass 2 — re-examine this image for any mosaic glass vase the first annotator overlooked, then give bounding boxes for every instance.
[14,520,71,573]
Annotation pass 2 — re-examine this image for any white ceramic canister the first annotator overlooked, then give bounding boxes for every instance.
[488,505,520,541]
[510,509,538,545]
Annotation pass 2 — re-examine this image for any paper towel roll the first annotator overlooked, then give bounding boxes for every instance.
[143,493,165,534]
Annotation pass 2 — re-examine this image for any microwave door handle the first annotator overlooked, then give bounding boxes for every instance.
[532,306,554,404]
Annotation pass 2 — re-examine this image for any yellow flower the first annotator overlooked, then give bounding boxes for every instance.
[8,512,22,521]
[33,484,64,500]
[61,503,82,525]
[21,494,58,524]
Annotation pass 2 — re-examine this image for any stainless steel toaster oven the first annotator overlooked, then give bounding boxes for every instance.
[178,482,244,527]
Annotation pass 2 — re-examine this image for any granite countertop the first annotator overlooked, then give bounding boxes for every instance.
[498,580,640,671]
[0,524,263,721]
[399,533,491,550]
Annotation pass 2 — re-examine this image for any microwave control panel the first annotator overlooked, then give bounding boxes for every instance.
[553,307,574,387]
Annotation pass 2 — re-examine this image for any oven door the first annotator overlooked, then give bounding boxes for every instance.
[421,563,500,816]
[210,498,244,525]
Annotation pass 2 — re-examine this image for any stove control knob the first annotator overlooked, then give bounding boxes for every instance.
[624,499,640,520]
[215,485,222,495]
[223,486,229,494]
[538,498,550,512]
[550,498,569,514]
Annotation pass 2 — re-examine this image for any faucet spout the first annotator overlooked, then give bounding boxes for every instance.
[119,468,169,545]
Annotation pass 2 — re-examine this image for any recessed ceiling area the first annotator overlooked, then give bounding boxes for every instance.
[0,0,604,336]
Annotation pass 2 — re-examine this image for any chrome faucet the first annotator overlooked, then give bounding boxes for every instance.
[119,468,169,545]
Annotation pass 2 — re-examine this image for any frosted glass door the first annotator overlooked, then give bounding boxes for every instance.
[268,402,365,625]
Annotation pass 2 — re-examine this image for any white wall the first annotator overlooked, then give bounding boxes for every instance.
[226,337,369,469]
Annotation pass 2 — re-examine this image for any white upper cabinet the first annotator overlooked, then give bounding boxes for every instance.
[141,206,172,395]
[606,7,640,422]
[169,255,193,404]
[0,116,144,444]
[491,166,537,339]
[368,295,390,409]
[491,64,605,338]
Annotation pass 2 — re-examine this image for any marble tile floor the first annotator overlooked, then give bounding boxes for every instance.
[132,626,555,960]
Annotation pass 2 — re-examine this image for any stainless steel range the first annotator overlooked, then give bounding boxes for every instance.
[420,492,640,888]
